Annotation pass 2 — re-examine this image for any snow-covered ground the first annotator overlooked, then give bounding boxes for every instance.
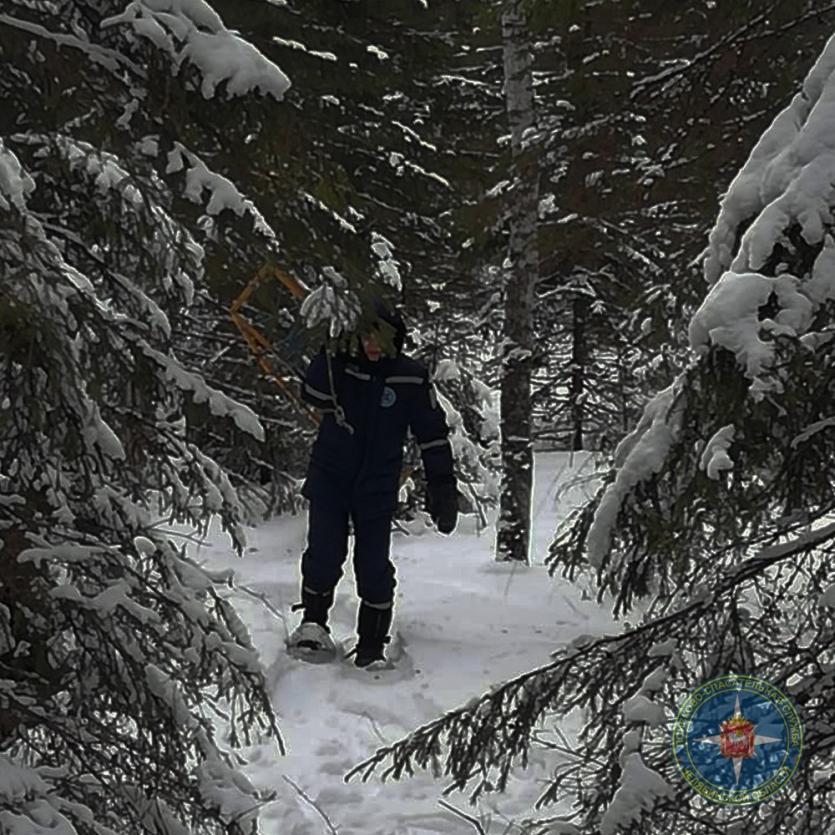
[195,452,616,834]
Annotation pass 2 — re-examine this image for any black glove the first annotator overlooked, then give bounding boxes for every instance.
[426,480,458,535]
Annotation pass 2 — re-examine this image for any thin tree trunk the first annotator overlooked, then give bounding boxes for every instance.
[569,293,588,452]
[496,0,538,563]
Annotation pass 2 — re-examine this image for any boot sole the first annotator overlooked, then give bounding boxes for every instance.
[355,658,394,671]
[340,631,414,681]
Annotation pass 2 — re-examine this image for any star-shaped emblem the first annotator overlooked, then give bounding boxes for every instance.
[696,693,782,785]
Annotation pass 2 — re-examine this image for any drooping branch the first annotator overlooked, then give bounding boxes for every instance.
[346,525,835,828]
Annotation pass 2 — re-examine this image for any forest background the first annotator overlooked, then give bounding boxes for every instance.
[3,1,835,833]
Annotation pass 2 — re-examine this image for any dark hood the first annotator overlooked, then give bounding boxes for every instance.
[371,297,406,356]
[346,297,406,372]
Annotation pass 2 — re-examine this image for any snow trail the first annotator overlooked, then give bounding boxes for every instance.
[196,452,614,834]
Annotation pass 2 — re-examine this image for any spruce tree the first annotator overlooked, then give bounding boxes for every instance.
[0,2,285,831]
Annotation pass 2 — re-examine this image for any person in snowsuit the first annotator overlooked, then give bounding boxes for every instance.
[287,300,458,669]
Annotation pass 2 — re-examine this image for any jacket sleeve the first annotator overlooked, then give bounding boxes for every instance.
[300,348,337,411]
[408,373,456,485]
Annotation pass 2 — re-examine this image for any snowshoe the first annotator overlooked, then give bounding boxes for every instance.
[344,599,396,672]
[346,635,392,670]
[286,621,338,664]
[340,630,414,682]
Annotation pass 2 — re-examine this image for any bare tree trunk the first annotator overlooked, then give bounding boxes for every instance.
[495,0,538,563]
[569,293,588,451]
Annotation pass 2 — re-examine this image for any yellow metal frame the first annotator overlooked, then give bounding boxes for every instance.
[228,264,320,427]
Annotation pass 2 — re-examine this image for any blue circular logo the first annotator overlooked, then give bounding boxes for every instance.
[381,386,396,408]
[672,674,802,805]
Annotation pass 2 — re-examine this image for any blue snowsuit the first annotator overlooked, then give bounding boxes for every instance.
[299,314,455,606]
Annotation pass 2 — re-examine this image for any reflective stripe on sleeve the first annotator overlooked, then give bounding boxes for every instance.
[304,383,334,401]
[419,438,450,452]
[345,367,371,380]
[385,375,424,384]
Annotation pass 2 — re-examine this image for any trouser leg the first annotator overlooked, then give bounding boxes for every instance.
[349,511,397,661]
[351,511,396,606]
[296,502,350,626]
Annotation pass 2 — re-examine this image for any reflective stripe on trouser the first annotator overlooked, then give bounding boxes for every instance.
[301,502,396,606]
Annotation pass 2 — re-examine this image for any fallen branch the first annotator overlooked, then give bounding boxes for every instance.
[282,775,339,835]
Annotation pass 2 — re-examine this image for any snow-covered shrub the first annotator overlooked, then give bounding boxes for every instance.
[430,358,501,528]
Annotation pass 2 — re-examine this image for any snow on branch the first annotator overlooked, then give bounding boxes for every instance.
[387,150,452,189]
[0,139,35,211]
[102,0,291,100]
[272,34,337,62]
[167,142,276,238]
[585,380,685,570]
[705,32,835,286]
[688,271,813,384]
[699,424,735,480]
[371,232,402,290]
[0,12,136,73]
[685,34,835,393]
[599,751,673,835]
[681,35,835,402]
[299,268,362,338]
[0,757,93,835]
[301,190,359,234]
[140,343,266,442]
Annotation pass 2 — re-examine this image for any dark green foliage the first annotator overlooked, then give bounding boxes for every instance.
[1,2,283,831]
[337,7,835,833]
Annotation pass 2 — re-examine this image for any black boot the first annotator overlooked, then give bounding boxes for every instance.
[290,585,335,631]
[351,600,393,668]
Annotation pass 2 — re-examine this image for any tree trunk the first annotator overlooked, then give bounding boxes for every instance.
[495,0,538,563]
[569,293,588,451]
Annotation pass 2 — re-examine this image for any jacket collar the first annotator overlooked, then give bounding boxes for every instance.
[349,352,398,375]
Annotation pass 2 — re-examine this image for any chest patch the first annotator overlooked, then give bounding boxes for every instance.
[380,386,397,408]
